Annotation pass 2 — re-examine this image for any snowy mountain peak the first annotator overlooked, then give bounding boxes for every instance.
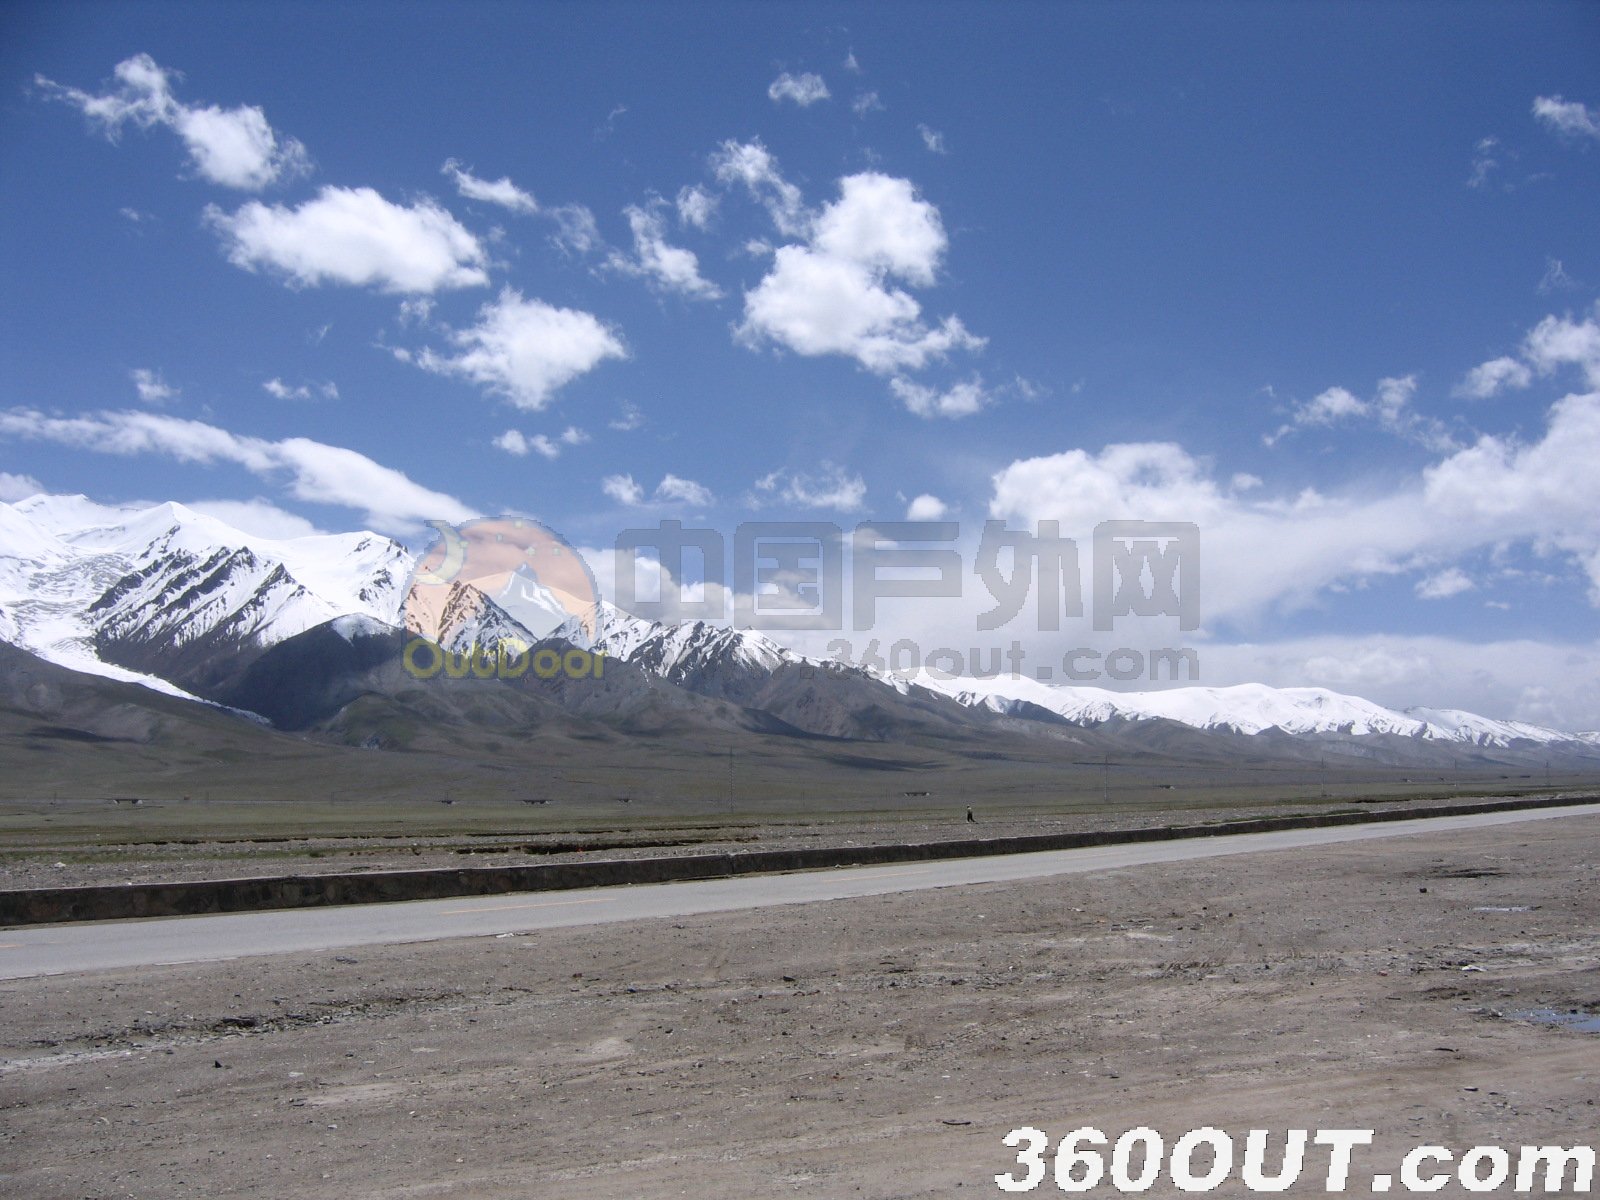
[1402,706,1575,747]
[555,599,797,673]
[2,491,1596,753]
[934,673,1593,748]
[0,493,409,694]
[330,613,393,642]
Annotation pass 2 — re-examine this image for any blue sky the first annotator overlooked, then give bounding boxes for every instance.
[3,2,1600,725]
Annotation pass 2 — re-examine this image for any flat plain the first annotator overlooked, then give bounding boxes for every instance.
[5,776,1594,891]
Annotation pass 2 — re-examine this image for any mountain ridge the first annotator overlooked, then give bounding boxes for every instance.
[2,493,1597,758]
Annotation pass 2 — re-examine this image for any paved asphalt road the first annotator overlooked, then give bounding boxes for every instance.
[2,804,1593,981]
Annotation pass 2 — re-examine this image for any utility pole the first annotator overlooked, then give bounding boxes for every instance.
[1102,754,1109,806]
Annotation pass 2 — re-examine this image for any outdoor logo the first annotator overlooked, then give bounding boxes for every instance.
[400,516,604,680]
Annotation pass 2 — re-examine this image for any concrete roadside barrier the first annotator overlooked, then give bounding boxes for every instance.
[2,792,1595,927]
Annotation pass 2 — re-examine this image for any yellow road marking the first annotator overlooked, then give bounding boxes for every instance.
[440,897,609,916]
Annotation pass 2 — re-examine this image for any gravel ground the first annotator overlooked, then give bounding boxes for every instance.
[2,812,1597,1197]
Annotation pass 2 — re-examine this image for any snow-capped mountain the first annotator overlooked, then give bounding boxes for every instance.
[0,494,408,695]
[936,674,1599,749]
[407,578,540,657]
[1,491,1596,755]
[1402,706,1600,749]
[556,599,804,703]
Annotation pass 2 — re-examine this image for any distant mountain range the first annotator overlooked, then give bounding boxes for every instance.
[2,494,1597,770]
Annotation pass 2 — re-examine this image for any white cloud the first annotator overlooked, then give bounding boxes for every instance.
[767,560,1600,728]
[1301,385,1368,424]
[493,429,531,457]
[1446,304,1600,409]
[0,472,43,502]
[273,438,477,531]
[176,104,310,191]
[609,401,644,432]
[130,367,177,404]
[606,202,722,299]
[891,376,988,419]
[548,203,601,256]
[988,388,1600,622]
[1422,391,1600,600]
[36,53,311,190]
[852,92,885,117]
[1454,355,1533,399]
[918,124,948,154]
[1533,94,1600,141]
[560,426,589,446]
[992,441,1235,532]
[812,173,947,286]
[736,172,984,375]
[993,440,1438,623]
[577,538,737,620]
[185,497,322,539]
[601,472,712,507]
[602,473,645,505]
[1416,567,1475,600]
[0,408,273,473]
[414,287,626,410]
[843,51,862,74]
[906,493,948,520]
[0,407,475,534]
[263,378,302,401]
[493,430,561,459]
[398,297,435,327]
[1539,258,1577,294]
[207,186,488,294]
[1466,135,1501,189]
[1373,374,1417,423]
[676,184,718,230]
[1522,304,1600,387]
[755,463,866,511]
[441,159,538,214]
[597,104,627,138]
[739,246,982,373]
[262,380,321,404]
[655,474,713,507]
[1268,375,1452,451]
[711,139,810,238]
[768,72,830,107]
[1201,635,1600,732]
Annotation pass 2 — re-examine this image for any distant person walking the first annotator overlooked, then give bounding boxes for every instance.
[965,806,976,824]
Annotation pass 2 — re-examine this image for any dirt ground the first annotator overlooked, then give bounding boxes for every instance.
[2,815,1597,1198]
[0,793,1573,891]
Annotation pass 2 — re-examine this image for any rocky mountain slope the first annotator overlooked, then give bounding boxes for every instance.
[2,492,1597,767]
